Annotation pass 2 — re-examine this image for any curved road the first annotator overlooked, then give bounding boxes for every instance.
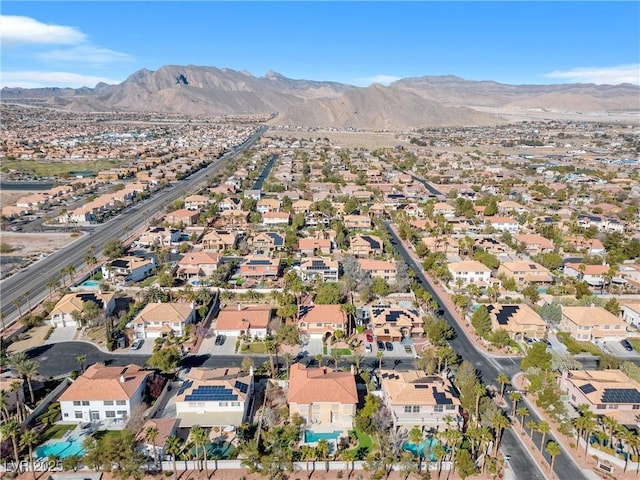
[0,126,267,330]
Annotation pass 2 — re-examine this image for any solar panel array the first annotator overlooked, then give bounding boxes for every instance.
[249,259,272,266]
[601,388,640,404]
[362,235,380,250]
[309,260,330,270]
[267,232,284,246]
[432,388,453,405]
[177,380,193,395]
[579,383,596,395]
[494,306,519,326]
[184,385,238,402]
[235,381,249,394]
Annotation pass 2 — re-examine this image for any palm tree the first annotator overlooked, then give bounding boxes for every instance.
[526,419,538,438]
[0,390,10,422]
[1,418,21,470]
[20,429,38,480]
[60,268,67,288]
[9,380,24,423]
[145,425,159,467]
[265,336,277,378]
[164,434,181,479]
[536,421,551,451]
[316,438,330,472]
[315,353,324,367]
[10,353,39,404]
[376,350,384,371]
[474,383,485,427]
[75,355,86,373]
[65,263,76,285]
[12,299,22,318]
[508,391,522,419]
[350,352,364,374]
[281,352,294,377]
[516,406,529,433]
[300,444,317,479]
[409,425,424,469]
[602,415,619,449]
[330,350,343,370]
[46,277,58,299]
[84,253,98,280]
[23,291,32,314]
[496,373,510,399]
[492,412,510,456]
[192,425,209,477]
[574,412,597,459]
[545,441,561,473]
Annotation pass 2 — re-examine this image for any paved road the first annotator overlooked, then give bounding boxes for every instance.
[383,222,586,480]
[0,126,266,330]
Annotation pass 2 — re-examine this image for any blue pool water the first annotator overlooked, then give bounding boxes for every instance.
[190,442,235,459]
[80,280,100,288]
[36,438,85,459]
[304,430,341,443]
[404,438,439,460]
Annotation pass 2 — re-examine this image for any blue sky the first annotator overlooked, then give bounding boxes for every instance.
[2,2,639,88]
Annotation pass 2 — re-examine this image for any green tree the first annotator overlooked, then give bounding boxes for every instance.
[545,441,561,473]
[164,434,181,479]
[522,284,540,303]
[102,238,124,259]
[20,429,38,480]
[471,305,492,338]
[146,346,181,373]
[145,425,159,467]
[1,419,21,470]
[521,342,552,371]
[456,448,477,479]
[314,282,345,304]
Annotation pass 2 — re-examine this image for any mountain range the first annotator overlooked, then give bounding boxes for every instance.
[3,65,638,129]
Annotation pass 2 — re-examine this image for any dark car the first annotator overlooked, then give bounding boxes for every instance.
[215,335,226,346]
[621,339,633,352]
[365,332,374,343]
[542,338,552,347]
[377,341,385,351]
[385,342,394,351]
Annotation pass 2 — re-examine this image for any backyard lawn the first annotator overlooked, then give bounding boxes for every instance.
[41,424,75,442]
[556,332,602,356]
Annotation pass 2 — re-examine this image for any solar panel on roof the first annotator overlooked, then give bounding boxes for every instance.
[433,388,453,405]
[235,381,249,394]
[495,306,519,326]
[601,388,640,404]
[414,385,428,389]
[579,383,596,395]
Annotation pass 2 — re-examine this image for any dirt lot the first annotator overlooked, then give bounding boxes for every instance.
[266,129,407,150]
[0,232,79,278]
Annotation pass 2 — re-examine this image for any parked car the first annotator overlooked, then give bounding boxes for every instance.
[377,341,385,351]
[385,342,394,351]
[621,339,633,352]
[542,338,551,347]
[130,339,143,350]
[365,331,374,343]
[215,335,226,346]
[365,344,372,353]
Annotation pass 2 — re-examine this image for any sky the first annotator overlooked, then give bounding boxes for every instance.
[1,1,639,89]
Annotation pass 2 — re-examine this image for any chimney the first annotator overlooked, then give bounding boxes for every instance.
[120,375,125,383]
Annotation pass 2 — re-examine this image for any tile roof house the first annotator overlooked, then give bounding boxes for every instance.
[136,227,181,248]
[165,209,200,226]
[174,367,254,427]
[497,261,553,285]
[297,304,348,339]
[559,369,640,427]
[201,230,239,252]
[102,256,156,285]
[563,263,610,287]
[565,237,606,256]
[176,252,222,280]
[343,215,373,230]
[256,198,281,214]
[133,302,196,339]
[299,257,339,282]
[239,256,282,279]
[288,364,357,438]
[59,363,151,423]
[251,232,285,254]
[370,304,422,341]
[448,260,492,286]
[136,418,178,459]
[262,211,291,226]
[559,305,628,341]
[214,304,272,338]
[298,237,332,257]
[512,234,555,255]
[184,194,213,211]
[358,259,398,284]
[50,291,116,328]
[487,303,547,341]
[349,234,384,257]
[218,196,242,211]
[379,370,461,432]
[421,236,460,256]
[484,216,520,234]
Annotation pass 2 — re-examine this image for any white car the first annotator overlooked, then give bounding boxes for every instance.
[365,343,372,353]
[130,339,143,350]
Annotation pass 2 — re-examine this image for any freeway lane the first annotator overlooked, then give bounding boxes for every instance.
[383,222,587,480]
[0,126,266,330]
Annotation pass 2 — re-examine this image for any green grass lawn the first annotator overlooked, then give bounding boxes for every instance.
[41,424,75,442]
[137,275,158,287]
[556,332,602,356]
[330,348,352,356]
[354,428,372,450]
[243,343,267,354]
[3,159,122,177]
[628,338,640,353]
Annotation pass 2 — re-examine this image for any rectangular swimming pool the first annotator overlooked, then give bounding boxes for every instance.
[304,430,342,443]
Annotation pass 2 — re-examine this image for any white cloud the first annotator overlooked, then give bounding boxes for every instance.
[37,45,133,66]
[1,71,122,89]
[353,74,402,87]
[545,64,640,85]
[1,15,86,46]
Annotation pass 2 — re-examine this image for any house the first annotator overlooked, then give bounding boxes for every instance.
[219,210,249,227]
[133,302,196,339]
[484,216,520,233]
[50,291,116,328]
[214,304,272,339]
[136,227,181,248]
[288,364,357,438]
[239,256,282,279]
[218,196,242,212]
[297,304,348,339]
[448,260,492,286]
[621,303,640,328]
[58,363,151,423]
[433,202,456,219]
[201,230,238,252]
[176,252,221,280]
[165,209,200,226]
[256,198,281,214]
[421,236,460,256]
[577,215,624,233]
[559,305,628,341]
[475,237,509,255]
[299,257,339,282]
[343,215,372,230]
[184,194,212,211]
[512,234,555,255]
[497,261,553,285]
[379,370,461,432]
[251,232,285,254]
[174,367,254,427]
[486,304,547,341]
[298,237,332,257]
[559,370,640,427]
[358,259,397,284]
[370,304,423,341]
[349,234,384,257]
[292,199,313,214]
[262,211,291,226]
[563,263,610,288]
[136,418,178,459]
[101,256,156,284]
[498,200,529,215]
[565,237,606,256]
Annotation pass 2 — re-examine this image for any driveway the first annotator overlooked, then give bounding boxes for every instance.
[301,337,324,357]
[206,333,238,355]
[603,340,640,359]
[47,326,78,343]
[547,331,569,356]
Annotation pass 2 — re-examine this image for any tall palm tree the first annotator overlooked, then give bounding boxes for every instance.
[23,292,32,314]
[65,263,76,285]
[60,268,68,288]
[84,253,98,280]
[526,420,538,438]
[1,418,21,470]
[281,352,294,377]
[191,425,209,477]
[9,380,24,423]
[10,354,39,404]
[12,299,22,318]
[265,336,277,378]
[145,425,159,467]
[164,434,181,479]
[536,421,551,451]
[300,444,317,480]
[516,406,529,433]
[492,412,510,456]
[376,351,384,371]
[509,391,522,419]
[602,415,619,449]
[0,389,10,422]
[46,277,58,299]
[330,350,343,370]
[350,352,364,374]
[20,429,38,480]
[497,373,510,399]
[75,355,87,373]
[545,441,561,473]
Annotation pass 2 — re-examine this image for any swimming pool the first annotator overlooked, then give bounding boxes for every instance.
[80,280,100,288]
[190,441,235,459]
[304,430,342,443]
[404,438,439,460]
[36,437,85,459]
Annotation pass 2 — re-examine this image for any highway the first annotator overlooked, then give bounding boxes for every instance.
[0,126,267,330]
[383,221,587,480]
